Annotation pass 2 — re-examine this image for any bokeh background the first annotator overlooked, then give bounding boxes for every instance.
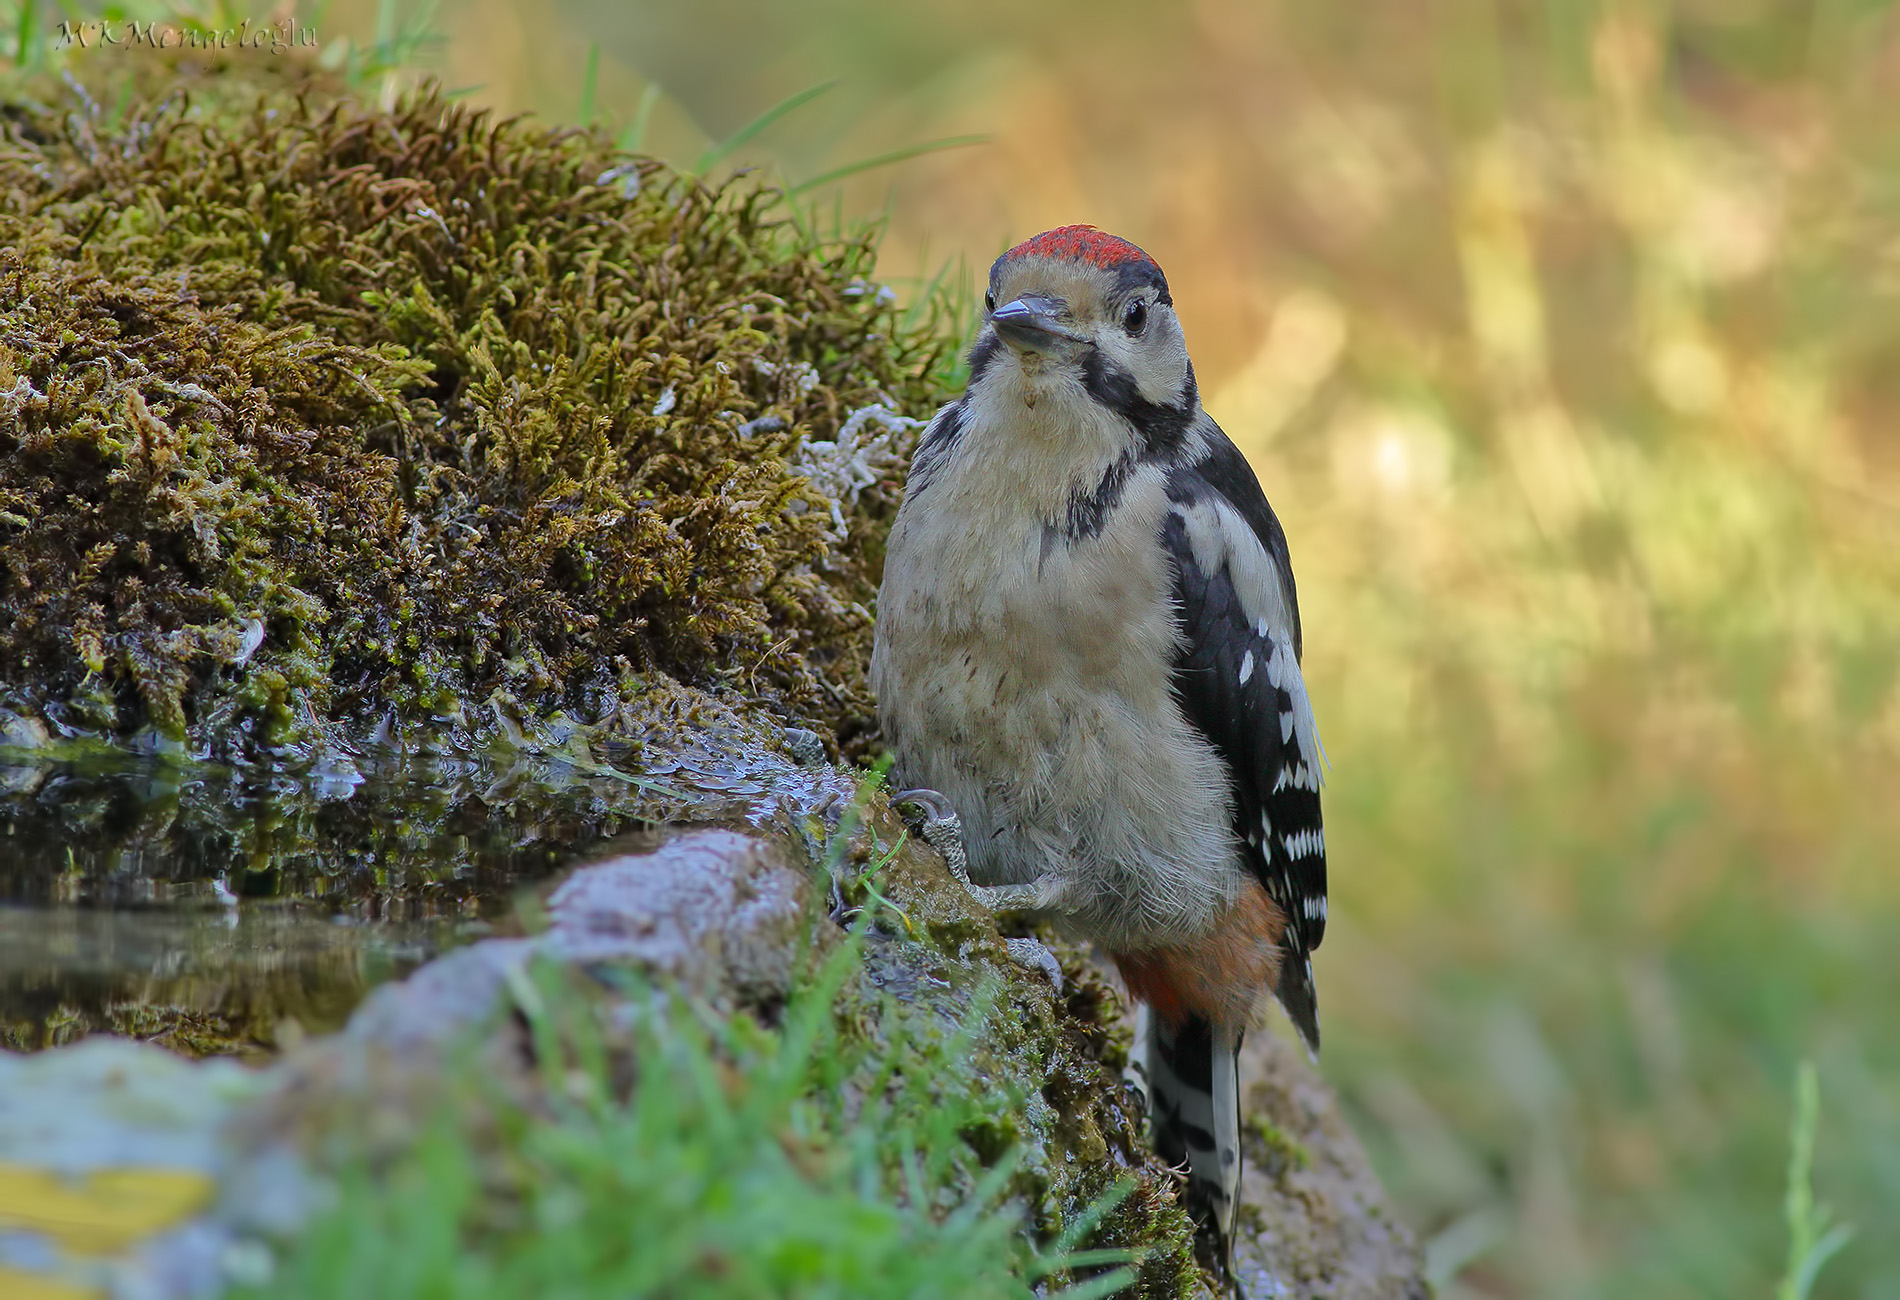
[20,0,1900,1294]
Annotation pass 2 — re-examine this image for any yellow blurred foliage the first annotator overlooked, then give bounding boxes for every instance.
[0,1268,102,1300]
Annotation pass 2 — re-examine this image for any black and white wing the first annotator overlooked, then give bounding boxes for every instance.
[1161,425,1328,1056]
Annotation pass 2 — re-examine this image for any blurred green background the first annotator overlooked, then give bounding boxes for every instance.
[13,0,1900,1295]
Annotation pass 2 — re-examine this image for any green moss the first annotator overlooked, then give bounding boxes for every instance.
[0,54,1215,1298]
[0,56,947,759]
[821,799,1205,1298]
[1247,1114,1312,1180]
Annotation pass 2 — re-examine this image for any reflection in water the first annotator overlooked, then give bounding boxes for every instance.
[0,906,461,1058]
[0,745,668,1056]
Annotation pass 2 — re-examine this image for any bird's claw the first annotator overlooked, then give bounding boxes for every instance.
[1003,936,1066,993]
[894,787,1048,913]
[894,786,972,884]
[893,786,950,822]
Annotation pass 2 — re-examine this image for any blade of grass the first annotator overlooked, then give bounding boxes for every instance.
[16,0,39,69]
[1050,1269,1140,1300]
[902,254,953,331]
[788,134,988,195]
[1777,1061,1853,1300]
[619,81,662,153]
[1048,1177,1137,1258]
[694,79,836,175]
[346,0,441,89]
[578,42,600,126]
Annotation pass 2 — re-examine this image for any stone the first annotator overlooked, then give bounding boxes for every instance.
[542,830,808,1008]
[1230,1031,1430,1299]
[0,825,1426,1300]
[0,1038,312,1300]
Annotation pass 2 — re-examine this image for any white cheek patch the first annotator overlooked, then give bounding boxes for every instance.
[1098,312,1191,407]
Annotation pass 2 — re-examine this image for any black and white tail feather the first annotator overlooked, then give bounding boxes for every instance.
[1128,1007,1245,1250]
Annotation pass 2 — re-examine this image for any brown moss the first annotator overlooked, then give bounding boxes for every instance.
[0,56,948,759]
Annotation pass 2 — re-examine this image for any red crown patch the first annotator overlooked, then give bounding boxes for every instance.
[1004,225,1156,272]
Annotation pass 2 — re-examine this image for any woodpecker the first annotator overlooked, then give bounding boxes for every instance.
[870,226,1328,1257]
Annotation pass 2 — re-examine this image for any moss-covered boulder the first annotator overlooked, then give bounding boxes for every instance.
[1,56,948,760]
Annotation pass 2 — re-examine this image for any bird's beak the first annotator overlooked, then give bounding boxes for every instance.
[990,294,1089,359]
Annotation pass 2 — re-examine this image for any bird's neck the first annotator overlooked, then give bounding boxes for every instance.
[955,369,1137,527]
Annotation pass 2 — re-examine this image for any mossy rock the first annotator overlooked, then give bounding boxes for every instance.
[0,59,1426,1300]
[0,55,948,760]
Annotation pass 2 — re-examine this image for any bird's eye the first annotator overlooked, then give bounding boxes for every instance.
[984,290,996,313]
[1124,300,1148,335]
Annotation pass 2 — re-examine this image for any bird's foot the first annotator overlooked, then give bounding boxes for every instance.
[1003,936,1066,993]
[893,788,1050,913]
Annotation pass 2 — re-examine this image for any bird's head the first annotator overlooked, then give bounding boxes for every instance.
[970,226,1198,439]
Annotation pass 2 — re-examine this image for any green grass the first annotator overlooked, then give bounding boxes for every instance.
[1779,1063,1853,1300]
[238,920,1137,1299]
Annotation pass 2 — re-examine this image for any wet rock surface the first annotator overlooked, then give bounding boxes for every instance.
[0,677,863,1053]
[541,830,808,1005]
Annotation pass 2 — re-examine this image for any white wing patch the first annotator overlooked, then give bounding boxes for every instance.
[1170,498,1324,786]
[1273,762,1321,793]
[1284,827,1325,859]
[1173,499,1298,646]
